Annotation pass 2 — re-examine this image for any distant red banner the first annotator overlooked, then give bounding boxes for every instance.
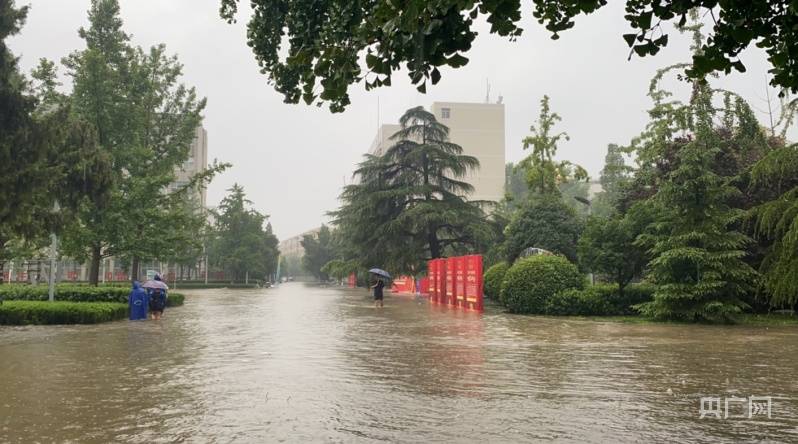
[425,255,483,311]
[348,272,356,288]
[391,276,415,293]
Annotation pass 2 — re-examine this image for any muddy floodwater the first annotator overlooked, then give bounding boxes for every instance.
[1,283,797,442]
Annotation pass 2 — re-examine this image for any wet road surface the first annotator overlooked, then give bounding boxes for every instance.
[2,283,797,442]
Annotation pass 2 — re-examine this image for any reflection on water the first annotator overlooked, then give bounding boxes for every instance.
[1,283,797,442]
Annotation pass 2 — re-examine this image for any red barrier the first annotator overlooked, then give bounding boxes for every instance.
[426,255,483,312]
[445,259,455,305]
[348,272,356,288]
[455,256,466,308]
[419,277,429,294]
[391,276,415,293]
[464,255,484,311]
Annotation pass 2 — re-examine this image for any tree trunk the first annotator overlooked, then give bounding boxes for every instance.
[428,227,441,259]
[131,256,140,282]
[89,244,102,286]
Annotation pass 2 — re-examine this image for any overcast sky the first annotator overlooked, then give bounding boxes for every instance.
[9,1,785,240]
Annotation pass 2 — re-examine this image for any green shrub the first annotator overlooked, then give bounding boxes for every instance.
[499,255,584,314]
[545,287,614,316]
[0,301,128,325]
[611,283,655,315]
[543,283,656,316]
[0,284,184,307]
[483,262,510,299]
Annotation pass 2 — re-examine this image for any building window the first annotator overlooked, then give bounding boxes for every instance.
[441,107,451,119]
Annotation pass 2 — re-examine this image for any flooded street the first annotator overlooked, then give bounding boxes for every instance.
[2,283,797,443]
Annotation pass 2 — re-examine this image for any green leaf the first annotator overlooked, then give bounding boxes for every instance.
[431,67,441,85]
[447,53,469,68]
[623,33,637,47]
[638,11,653,30]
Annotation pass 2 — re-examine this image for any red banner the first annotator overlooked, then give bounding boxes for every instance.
[455,256,466,307]
[445,258,455,304]
[464,255,484,311]
[391,276,415,293]
[419,277,429,294]
[426,255,483,312]
[348,272,356,288]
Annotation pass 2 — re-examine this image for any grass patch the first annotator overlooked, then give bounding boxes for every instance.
[738,313,798,326]
[0,301,128,325]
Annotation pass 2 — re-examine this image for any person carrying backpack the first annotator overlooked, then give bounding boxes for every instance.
[143,273,168,320]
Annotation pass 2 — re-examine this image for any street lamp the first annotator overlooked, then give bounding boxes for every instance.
[48,201,61,302]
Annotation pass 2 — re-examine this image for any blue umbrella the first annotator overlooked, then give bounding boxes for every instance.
[369,268,391,279]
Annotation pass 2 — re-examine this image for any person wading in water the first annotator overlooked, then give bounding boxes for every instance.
[372,278,385,308]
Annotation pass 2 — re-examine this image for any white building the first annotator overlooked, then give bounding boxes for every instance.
[170,125,209,208]
[369,101,505,204]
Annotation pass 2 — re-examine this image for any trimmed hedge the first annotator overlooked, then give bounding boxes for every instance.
[544,283,657,316]
[546,287,614,316]
[0,285,184,307]
[499,255,583,314]
[0,301,128,325]
[483,262,510,299]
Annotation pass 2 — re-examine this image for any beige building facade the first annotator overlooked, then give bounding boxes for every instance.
[170,125,209,207]
[369,102,505,204]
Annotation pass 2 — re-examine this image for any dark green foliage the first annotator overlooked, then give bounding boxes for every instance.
[0,284,184,307]
[503,194,583,262]
[483,261,509,299]
[499,255,583,314]
[748,145,798,306]
[637,85,758,323]
[208,185,280,283]
[331,106,489,275]
[56,0,226,284]
[0,301,128,325]
[220,1,798,111]
[302,225,336,280]
[578,213,648,293]
[545,283,655,316]
[545,287,614,316]
[321,259,360,282]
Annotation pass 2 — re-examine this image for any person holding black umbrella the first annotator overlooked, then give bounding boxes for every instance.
[368,268,390,308]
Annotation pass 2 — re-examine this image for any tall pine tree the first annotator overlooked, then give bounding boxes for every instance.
[638,84,758,323]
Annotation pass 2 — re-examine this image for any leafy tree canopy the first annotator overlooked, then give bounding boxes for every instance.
[219,0,798,112]
[301,225,336,281]
[209,184,279,282]
[331,106,490,274]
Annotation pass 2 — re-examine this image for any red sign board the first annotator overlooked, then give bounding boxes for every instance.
[425,255,483,312]
[347,272,356,288]
[445,258,455,305]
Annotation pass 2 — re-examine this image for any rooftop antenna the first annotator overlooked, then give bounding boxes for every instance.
[485,79,491,103]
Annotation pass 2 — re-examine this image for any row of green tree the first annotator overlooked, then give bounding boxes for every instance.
[1,0,224,284]
[1,1,280,285]
[312,25,797,323]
